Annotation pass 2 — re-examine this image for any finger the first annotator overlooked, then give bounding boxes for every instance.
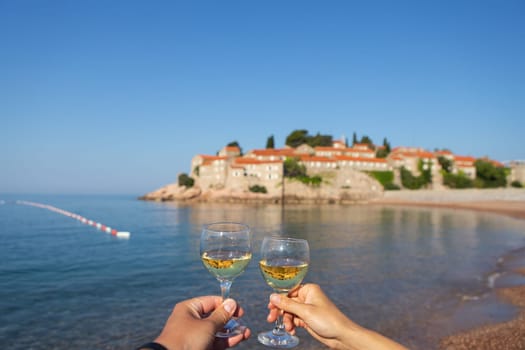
[267,307,280,322]
[269,293,304,317]
[214,327,251,350]
[294,318,306,328]
[233,305,244,318]
[282,312,296,332]
[207,298,237,330]
[267,301,280,310]
[227,327,251,346]
[190,296,224,315]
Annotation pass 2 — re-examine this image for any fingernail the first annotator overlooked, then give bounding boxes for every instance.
[270,293,281,304]
[223,298,236,313]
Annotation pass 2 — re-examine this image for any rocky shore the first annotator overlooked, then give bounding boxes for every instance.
[138,179,383,204]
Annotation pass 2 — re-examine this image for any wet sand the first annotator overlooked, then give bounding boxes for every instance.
[372,189,525,349]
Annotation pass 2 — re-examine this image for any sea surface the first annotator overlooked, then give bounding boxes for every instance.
[1,194,525,349]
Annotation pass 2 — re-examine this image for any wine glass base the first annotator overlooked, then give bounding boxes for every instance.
[216,318,246,338]
[257,331,299,348]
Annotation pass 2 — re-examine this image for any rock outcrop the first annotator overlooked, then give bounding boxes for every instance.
[139,175,383,204]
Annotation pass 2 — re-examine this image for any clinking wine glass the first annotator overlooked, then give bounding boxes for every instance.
[258,236,310,348]
[200,222,252,337]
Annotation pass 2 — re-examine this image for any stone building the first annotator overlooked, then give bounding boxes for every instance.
[509,161,525,185]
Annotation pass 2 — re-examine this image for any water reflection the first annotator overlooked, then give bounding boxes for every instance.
[3,197,525,350]
[172,203,525,349]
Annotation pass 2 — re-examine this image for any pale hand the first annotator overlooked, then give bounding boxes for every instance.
[267,284,407,350]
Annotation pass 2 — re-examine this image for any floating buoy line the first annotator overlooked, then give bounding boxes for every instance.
[16,200,131,239]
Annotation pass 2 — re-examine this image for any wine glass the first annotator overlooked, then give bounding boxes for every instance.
[258,236,310,348]
[200,222,252,337]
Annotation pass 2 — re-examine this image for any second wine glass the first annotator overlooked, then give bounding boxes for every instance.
[200,221,252,337]
[258,236,310,348]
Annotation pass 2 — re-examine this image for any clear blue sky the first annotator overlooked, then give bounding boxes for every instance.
[2,0,524,195]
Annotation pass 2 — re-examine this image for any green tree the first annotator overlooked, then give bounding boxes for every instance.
[266,135,275,149]
[367,170,399,190]
[437,156,453,173]
[359,135,374,149]
[383,137,391,153]
[283,157,307,178]
[376,149,387,158]
[400,165,431,190]
[400,167,422,189]
[475,159,507,188]
[443,172,473,189]
[299,175,322,187]
[376,137,390,158]
[249,185,267,193]
[178,173,194,188]
[418,160,432,186]
[352,132,357,146]
[285,130,309,148]
[285,130,333,148]
[309,133,333,147]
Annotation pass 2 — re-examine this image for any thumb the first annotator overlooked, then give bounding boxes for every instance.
[207,298,237,329]
[270,293,303,316]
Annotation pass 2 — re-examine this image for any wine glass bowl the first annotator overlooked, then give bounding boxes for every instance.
[200,222,252,337]
[258,236,310,348]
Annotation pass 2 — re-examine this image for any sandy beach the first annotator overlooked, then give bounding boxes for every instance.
[373,188,525,349]
[374,188,525,220]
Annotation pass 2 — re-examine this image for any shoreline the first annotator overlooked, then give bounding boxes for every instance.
[370,189,525,349]
[372,188,525,220]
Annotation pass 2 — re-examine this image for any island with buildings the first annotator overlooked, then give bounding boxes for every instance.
[140,130,525,204]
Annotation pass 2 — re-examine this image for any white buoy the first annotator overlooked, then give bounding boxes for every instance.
[116,231,131,239]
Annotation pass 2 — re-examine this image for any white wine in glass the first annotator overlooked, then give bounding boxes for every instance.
[258,236,310,348]
[200,222,252,337]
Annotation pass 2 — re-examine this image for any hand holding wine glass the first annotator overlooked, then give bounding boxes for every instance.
[266,283,409,350]
[200,222,252,337]
[258,236,310,348]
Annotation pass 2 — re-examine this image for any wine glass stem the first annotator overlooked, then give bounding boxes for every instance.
[220,280,232,299]
[273,309,286,335]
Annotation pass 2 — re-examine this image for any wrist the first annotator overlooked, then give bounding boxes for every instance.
[334,319,366,350]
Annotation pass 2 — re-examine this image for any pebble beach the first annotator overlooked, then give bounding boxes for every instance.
[373,188,525,349]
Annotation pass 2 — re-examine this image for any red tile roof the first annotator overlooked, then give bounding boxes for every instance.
[345,148,375,154]
[249,148,295,157]
[490,160,505,168]
[454,155,476,163]
[198,155,227,160]
[390,150,436,159]
[454,155,476,168]
[234,158,283,165]
[224,146,240,151]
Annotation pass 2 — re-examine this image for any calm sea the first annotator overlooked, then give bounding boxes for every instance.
[1,194,525,349]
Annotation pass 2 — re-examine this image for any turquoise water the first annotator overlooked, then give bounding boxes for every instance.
[1,194,525,349]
